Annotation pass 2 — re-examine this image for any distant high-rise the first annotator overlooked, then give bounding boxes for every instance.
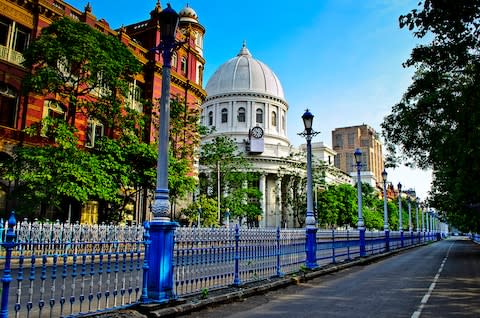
[332,124,384,187]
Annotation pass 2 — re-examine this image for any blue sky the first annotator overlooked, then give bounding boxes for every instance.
[67,0,432,199]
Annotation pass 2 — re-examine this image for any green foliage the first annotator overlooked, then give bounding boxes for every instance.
[382,1,480,231]
[199,136,261,223]
[22,17,141,126]
[168,152,197,210]
[181,195,218,227]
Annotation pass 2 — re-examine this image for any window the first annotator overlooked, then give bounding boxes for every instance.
[282,115,285,130]
[237,107,245,122]
[13,26,30,53]
[172,53,177,70]
[348,133,355,146]
[128,81,143,113]
[181,56,187,74]
[86,119,104,148]
[43,100,65,120]
[0,83,18,128]
[271,111,277,126]
[221,108,228,123]
[41,100,65,136]
[208,111,213,126]
[0,20,8,46]
[256,108,263,123]
[334,134,343,148]
[346,153,354,173]
[334,154,340,168]
[194,31,203,49]
[0,19,31,65]
[196,64,203,85]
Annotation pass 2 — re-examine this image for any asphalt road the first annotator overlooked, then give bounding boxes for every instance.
[179,237,480,318]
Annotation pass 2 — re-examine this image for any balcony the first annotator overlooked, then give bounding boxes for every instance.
[0,45,25,66]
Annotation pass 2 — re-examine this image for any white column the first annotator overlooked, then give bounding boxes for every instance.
[275,176,282,228]
[259,173,267,228]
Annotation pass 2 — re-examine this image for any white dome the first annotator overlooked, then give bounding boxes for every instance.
[179,5,198,23]
[205,43,285,100]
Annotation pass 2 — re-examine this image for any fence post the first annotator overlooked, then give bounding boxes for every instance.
[385,229,390,252]
[305,227,318,269]
[146,220,178,303]
[233,224,241,286]
[347,230,350,260]
[0,212,17,318]
[276,227,283,277]
[359,228,366,257]
[140,222,150,303]
[332,229,336,264]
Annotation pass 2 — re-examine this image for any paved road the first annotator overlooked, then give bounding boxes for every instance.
[180,237,480,318]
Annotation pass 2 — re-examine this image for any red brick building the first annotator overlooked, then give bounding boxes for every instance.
[0,0,206,222]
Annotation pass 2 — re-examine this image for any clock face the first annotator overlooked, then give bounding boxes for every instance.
[251,126,264,138]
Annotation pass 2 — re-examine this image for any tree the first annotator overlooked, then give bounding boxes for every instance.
[4,17,154,221]
[22,17,141,128]
[181,195,218,227]
[199,135,262,225]
[381,0,480,231]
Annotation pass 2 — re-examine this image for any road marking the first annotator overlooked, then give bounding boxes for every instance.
[411,243,454,318]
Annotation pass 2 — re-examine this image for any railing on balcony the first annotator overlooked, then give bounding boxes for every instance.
[0,45,25,66]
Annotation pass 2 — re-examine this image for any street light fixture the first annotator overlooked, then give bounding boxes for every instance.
[299,109,320,269]
[382,169,389,251]
[354,148,365,256]
[145,4,181,304]
[398,182,404,247]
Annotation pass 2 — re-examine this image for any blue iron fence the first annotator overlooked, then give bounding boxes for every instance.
[0,214,147,318]
[0,213,437,317]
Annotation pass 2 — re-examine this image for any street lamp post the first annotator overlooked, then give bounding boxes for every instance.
[146,4,181,303]
[407,193,413,246]
[398,182,404,248]
[382,169,389,251]
[415,198,419,243]
[421,203,425,242]
[299,109,320,269]
[225,208,230,229]
[354,148,366,257]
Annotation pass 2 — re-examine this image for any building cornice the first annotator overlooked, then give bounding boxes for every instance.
[205,91,288,108]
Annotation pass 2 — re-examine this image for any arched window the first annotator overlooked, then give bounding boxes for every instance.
[282,115,285,130]
[271,111,277,127]
[172,53,178,70]
[181,56,187,74]
[221,108,228,123]
[208,111,213,126]
[237,107,246,122]
[196,64,203,85]
[256,108,263,123]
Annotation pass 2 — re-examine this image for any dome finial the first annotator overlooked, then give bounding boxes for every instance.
[238,40,251,57]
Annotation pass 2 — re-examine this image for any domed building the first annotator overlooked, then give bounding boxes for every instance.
[200,43,300,228]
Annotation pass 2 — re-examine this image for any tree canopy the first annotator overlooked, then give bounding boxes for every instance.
[3,17,196,222]
[381,0,480,232]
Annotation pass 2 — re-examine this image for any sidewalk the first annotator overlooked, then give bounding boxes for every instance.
[91,242,428,318]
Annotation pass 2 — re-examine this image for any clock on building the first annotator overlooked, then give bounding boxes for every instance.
[251,126,264,138]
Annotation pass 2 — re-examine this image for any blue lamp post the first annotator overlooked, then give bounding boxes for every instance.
[354,148,366,256]
[382,169,389,251]
[225,208,230,229]
[146,4,181,303]
[299,109,319,269]
[398,182,404,247]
